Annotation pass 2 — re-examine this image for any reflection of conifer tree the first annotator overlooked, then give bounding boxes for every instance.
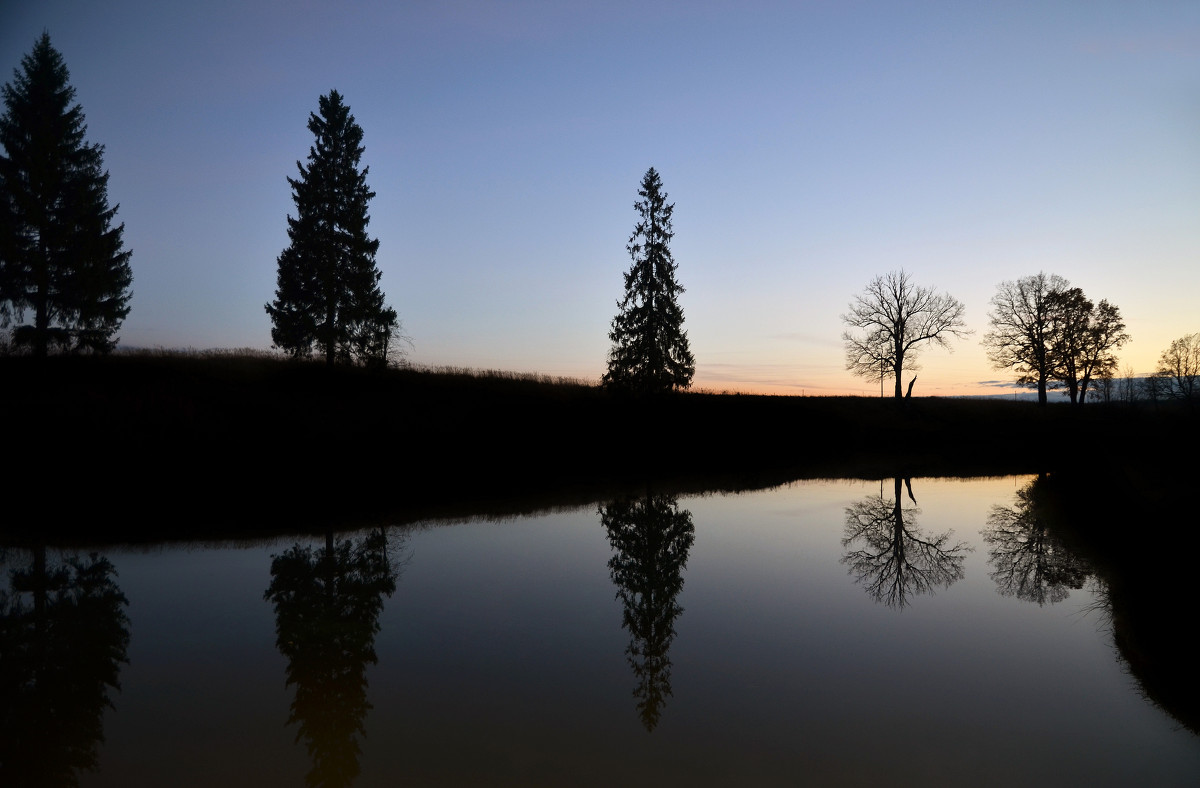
[0,548,130,787]
[265,529,398,788]
[842,478,970,609]
[600,494,695,732]
[984,477,1089,606]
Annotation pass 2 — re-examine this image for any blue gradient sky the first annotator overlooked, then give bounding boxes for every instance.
[3,1,1197,394]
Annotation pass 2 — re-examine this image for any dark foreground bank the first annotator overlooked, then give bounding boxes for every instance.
[1026,466,1200,736]
[2,353,1195,540]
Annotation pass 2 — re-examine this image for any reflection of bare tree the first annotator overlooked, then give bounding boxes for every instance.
[0,548,130,787]
[984,478,1090,606]
[842,478,971,609]
[600,494,694,732]
[265,529,399,788]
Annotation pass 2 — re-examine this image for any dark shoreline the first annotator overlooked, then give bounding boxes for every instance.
[3,353,1196,734]
[2,353,1194,543]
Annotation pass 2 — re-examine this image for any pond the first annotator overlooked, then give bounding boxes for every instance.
[3,476,1198,786]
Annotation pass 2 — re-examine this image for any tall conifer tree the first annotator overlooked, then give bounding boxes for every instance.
[604,167,694,393]
[266,90,398,366]
[0,33,132,355]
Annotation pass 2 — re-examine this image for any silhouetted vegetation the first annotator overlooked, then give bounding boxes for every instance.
[0,33,132,356]
[842,269,969,398]
[983,273,1066,406]
[603,167,694,394]
[265,528,399,787]
[1154,332,1200,403]
[1019,467,1200,735]
[842,477,970,608]
[0,548,130,786]
[266,91,399,367]
[983,273,1128,406]
[600,493,694,731]
[0,350,1195,541]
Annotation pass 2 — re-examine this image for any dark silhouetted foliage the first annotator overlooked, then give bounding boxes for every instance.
[603,168,694,394]
[0,33,132,356]
[1045,288,1128,405]
[984,274,1129,406]
[266,91,399,366]
[983,272,1067,406]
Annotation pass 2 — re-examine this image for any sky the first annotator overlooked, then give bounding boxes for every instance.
[2,1,1197,396]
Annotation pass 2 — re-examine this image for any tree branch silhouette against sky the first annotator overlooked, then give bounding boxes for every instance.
[3,1,1197,395]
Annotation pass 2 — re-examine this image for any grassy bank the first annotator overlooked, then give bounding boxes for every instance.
[1,352,1194,540]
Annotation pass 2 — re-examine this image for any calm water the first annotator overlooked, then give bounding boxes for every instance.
[4,477,1199,786]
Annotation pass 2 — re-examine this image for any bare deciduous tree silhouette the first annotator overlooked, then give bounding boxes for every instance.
[983,272,1068,406]
[842,270,970,398]
[1155,333,1200,402]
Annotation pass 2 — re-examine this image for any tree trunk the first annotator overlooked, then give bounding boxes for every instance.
[35,243,49,358]
[325,303,336,366]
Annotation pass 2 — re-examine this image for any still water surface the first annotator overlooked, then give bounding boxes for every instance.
[6,477,1199,786]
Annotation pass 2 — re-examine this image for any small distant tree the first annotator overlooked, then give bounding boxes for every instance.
[266,90,399,366]
[603,167,694,394]
[842,269,970,398]
[1118,364,1140,405]
[0,33,132,356]
[1142,371,1165,404]
[1155,333,1200,402]
[982,273,1068,406]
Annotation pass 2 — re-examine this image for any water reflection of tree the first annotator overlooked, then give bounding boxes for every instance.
[0,547,130,787]
[983,478,1090,606]
[842,478,971,609]
[600,494,695,732]
[265,529,399,788]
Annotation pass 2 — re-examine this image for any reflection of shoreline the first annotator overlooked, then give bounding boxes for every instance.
[1030,470,1200,736]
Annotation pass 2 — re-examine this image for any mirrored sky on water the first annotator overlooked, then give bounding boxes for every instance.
[11,476,1190,786]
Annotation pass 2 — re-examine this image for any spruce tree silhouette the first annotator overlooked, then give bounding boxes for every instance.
[266,91,399,366]
[0,33,132,355]
[603,168,694,394]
